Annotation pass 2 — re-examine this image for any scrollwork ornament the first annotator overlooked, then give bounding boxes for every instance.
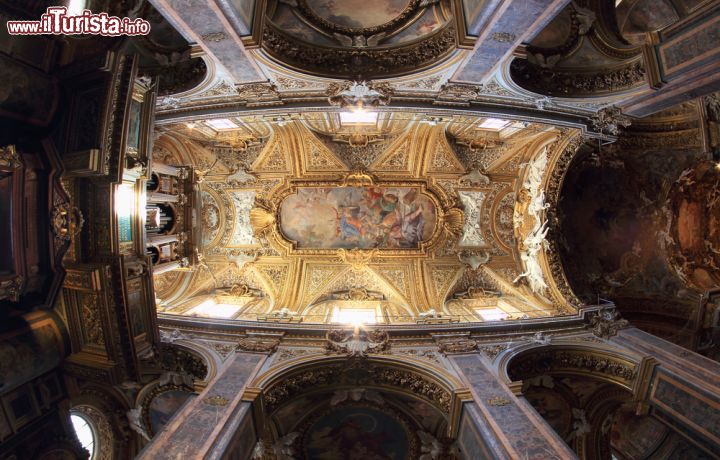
[438,339,478,354]
[51,203,84,246]
[486,396,512,406]
[509,350,636,382]
[479,344,508,360]
[249,206,276,236]
[337,248,378,270]
[0,276,24,302]
[325,329,390,358]
[0,144,21,169]
[327,81,393,110]
[588,308,629,339]
[440,208,465,237]
[261,25,456,79]
[590,106,632,136]
[236,337,280,354]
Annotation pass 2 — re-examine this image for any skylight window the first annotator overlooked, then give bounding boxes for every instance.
[478,118,510,130]
[206,118,239,130]
[188,299,242,319]
[339,111,378,125]
[331,308,377,325]
[475,308,509,321]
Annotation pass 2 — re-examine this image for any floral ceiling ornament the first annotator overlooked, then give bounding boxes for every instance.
[327,81,393,111]
[325,328,390,358]
[589,308,629,339]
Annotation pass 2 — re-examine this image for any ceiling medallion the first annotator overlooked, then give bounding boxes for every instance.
[327,81,393,111]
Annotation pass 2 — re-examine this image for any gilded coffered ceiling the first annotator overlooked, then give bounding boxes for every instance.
[152,111,584,324]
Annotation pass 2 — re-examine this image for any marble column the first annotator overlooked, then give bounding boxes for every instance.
[136,351,267,459]
[610,327,720,457]
[448,353,576,459]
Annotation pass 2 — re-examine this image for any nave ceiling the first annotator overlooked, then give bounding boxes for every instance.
[151,111,585,324]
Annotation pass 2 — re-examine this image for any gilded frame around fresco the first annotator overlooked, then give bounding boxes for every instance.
[251,174,465,259]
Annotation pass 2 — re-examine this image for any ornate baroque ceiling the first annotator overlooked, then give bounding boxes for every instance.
[152,111,583,324]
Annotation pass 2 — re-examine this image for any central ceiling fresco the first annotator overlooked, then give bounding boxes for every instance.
[151,111,583,324]
[279,186,437,249]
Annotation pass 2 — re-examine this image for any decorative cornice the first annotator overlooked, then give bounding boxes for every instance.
[510,59,645,97]
[261,25,457,79]
[508,348,637,384]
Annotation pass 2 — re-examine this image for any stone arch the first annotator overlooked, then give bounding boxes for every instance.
[247,354,470,457]
[161,340,221,385]
[157,342,212,384]
[499,340,656,459]
[500,340,642,390]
